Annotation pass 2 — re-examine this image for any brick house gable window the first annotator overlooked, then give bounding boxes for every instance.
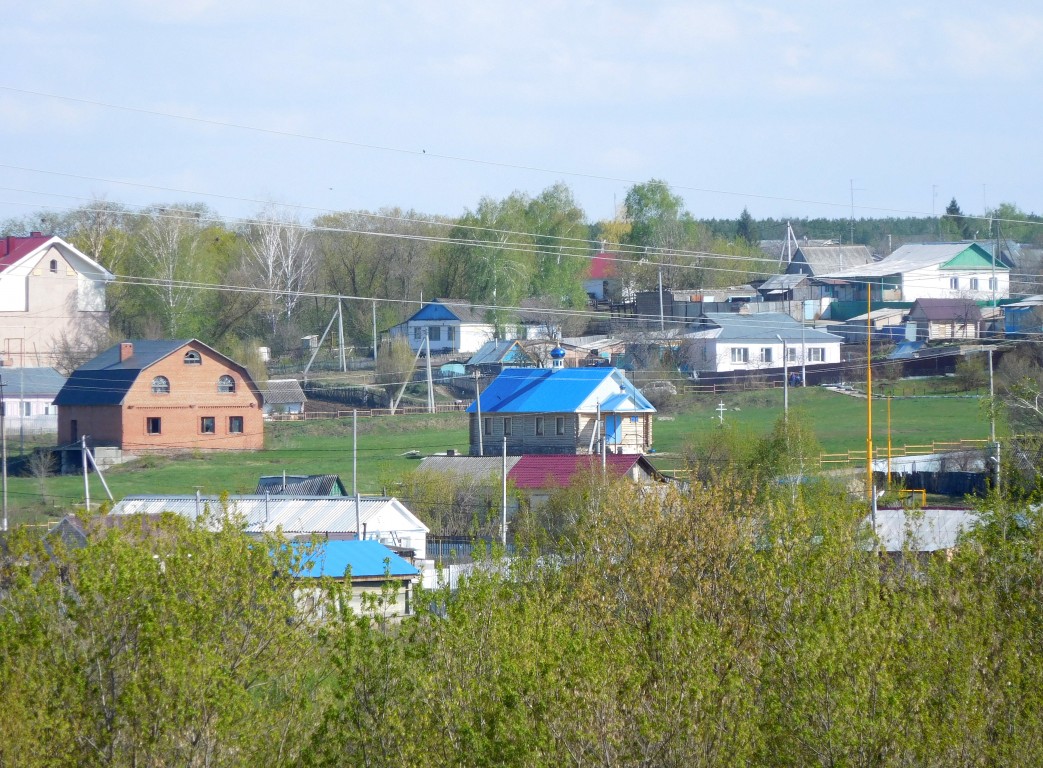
[218,375,235,393]
[151,376,170,394]
[184,351,202,365]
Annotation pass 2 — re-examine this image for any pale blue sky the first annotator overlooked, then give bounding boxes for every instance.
[3,1,1041,230]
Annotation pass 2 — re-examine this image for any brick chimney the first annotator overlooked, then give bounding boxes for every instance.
[119,342,134,362]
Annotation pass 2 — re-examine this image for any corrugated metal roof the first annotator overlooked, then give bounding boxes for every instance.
[466,340,534,367]
[109,495,429,537]
[417,455,521,481]
[588,250,618,279]
[466,368,655,414]
[255,475,347,496]
[294,539,418,579]
[824,243,1001,279]
[791,245,874,275]
[698,313,843,343]
[758,273,809,292]
[509,453,656,489]
[2,367,67,396]
[263,378,306,405]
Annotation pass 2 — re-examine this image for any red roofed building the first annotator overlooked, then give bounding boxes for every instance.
[508,452,665,508]
[584,249,622,303]
[0,234,113,368]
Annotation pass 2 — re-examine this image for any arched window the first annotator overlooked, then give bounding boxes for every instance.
[49,259,58,274]
[217,375,236,393]
[151,376,170,394]
[184,351,202,365]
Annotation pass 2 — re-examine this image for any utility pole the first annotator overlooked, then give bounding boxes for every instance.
[777,334,788,422]
[372,300,378,364]
[501,436,508,547]
[474,371,483,456]
[337,297,346,372]
[658,268,665,331]
[866,286,874,501]
[989,349,1000,496]
[425,332,434,413]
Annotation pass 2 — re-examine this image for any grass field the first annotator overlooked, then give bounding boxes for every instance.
[8,383,994,527]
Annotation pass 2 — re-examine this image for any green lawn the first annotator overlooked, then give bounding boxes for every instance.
[9,386,994,526]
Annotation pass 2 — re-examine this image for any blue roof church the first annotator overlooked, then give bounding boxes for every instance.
[467,367,655,456]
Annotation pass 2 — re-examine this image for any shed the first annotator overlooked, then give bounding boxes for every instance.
[263,378,306,415]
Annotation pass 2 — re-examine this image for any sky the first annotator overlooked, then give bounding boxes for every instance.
[3,1,1042,233]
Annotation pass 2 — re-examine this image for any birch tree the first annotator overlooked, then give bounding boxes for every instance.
[245,205,314,334]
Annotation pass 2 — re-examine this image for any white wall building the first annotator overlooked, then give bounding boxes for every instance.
[684,312,843,374]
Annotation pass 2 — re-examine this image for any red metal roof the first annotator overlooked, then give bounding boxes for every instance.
[588,250,618,280]
[0,234,51,272]
[508,453,645,489]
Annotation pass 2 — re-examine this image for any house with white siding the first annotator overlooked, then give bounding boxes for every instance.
[387,299,506,356]
[683,312,843,374]
[821,243,1009,303]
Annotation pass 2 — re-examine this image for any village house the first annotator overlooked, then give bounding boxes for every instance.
[0,367,66,437]
[53,340,264,460]
[0,233,114,368]
[906,298,983,341]
[467,367,656,456]
[821,243,1009,303]
[388,298,506,356]
[683,312,842,374]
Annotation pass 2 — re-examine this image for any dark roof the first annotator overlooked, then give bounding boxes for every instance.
[255,474,347,496]
[509,453,660,489]
[789,245,874,275]
[910,298,983,322]
[263,378,306,405]
[53,340,192,406]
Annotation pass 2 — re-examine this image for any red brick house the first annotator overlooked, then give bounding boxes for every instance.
[54,339,263,453]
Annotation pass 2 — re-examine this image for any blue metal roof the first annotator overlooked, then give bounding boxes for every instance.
[467,367,655,414]
[293,539,419,579]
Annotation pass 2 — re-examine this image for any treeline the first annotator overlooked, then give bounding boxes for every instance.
[3,186,1040,368]
[3,473,1043,766]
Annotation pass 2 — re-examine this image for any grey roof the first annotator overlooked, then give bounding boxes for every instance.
[53,340,196,406]
[466,340,535,367]
[790,245,874,275]
[870,508,980,553]
[263,378,306,405]
[1,367,66,397]
[417,455,521,482]
[759,273,810,292]
[823,243,1004,279]
[255,474,347,496]
[910,298,982,322]
[694,312,843,343]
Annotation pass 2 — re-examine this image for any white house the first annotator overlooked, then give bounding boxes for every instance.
[109,494,430,560]
[821,243,1009,303]
[683,312,843,374]
[1,367,66,436]
[0,234,114,368]
[388,298,508,355]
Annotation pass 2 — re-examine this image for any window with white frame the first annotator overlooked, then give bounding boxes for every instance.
[730,347,749,364]
[414,326,422,340]
[556,416,565,435]
[808,347,825,362]
[535,416,544,436]
[989,277,997,291]
[760,347,773,363]
[22,402,31,417]
[503,417,512,436]
[950,277,959,290]
[970,278,979,291]
[429,326,441,341]
[787,347,797,362]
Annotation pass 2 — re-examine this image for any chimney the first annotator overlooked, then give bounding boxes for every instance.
[119,342,134,362]
[30,231,43,237]
[447,448,456,457]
